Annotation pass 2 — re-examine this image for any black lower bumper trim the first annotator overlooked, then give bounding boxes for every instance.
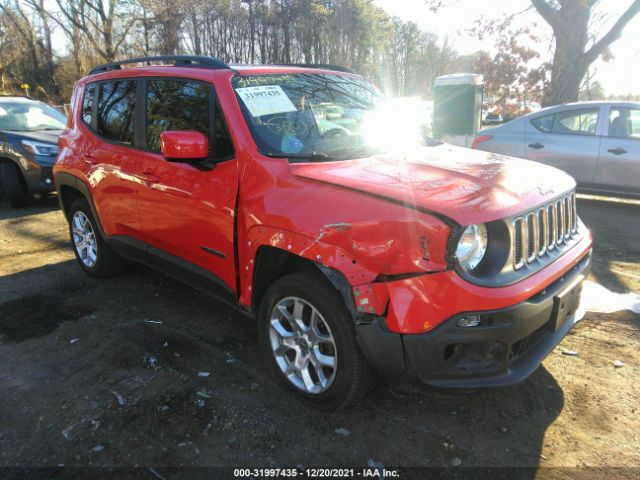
[24,165,55,194]
[356,250,592,388]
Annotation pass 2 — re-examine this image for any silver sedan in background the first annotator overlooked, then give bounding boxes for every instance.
[472,101,640,197]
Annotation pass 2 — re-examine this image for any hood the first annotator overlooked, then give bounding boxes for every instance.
[289,144,576,225]
[6,130,62,144]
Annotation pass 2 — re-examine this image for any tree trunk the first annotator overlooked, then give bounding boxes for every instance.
[532,0,640,107]
[191,11,201,56]
[159,7,183,55]
[543,4,589,106]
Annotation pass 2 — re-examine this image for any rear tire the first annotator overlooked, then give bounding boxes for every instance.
[68,198,125,277]
[0,162,30,207]
[258,270,375,410]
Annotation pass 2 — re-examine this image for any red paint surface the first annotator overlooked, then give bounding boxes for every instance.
[290,146,577,225]
[385,233,592,333]
[55,65,593,335]
[160,130,209,159]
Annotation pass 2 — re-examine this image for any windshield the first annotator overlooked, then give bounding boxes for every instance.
[0,101,67,132]
[233,73,391,160]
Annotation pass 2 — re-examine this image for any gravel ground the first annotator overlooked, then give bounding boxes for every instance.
[0,194,638,476]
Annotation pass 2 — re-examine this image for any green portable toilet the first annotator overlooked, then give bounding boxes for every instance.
[433,73,483,146]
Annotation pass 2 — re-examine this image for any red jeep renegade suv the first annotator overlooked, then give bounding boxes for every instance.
[54,56,593,409]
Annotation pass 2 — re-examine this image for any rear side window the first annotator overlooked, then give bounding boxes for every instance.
[97,80,137,145]
[552,108,599,136]
[82,84,95,125]
[146,79,211,153]
[531,114,554,133]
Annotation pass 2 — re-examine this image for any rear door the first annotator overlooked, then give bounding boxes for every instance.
[83,80,143,236]
[595,105,640,194]
[524,107,602,185]
[134,77,238,291]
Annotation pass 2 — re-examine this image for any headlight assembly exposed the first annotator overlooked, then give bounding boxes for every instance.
[455,223,488,271]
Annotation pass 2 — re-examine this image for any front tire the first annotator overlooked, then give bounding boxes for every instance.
[258,270,374,410]
[68,198,125,277]
[0,162,30,207]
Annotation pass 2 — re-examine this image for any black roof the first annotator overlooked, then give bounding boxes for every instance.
[89,56,355,75]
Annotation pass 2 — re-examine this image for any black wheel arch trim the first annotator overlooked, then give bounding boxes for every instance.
[251,245,374,325]
[55,171,107,238]
[0,151,26,172]
[315,263,361,320]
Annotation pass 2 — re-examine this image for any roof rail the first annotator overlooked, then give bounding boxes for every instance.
[273,63,355,74]
[89,56,230,75]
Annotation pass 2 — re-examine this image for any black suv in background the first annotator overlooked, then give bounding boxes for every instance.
[0,96,67,207]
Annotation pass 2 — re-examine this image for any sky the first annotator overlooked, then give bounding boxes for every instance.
[374,0,640,96]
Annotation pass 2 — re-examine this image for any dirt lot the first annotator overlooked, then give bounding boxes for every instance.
[0,194,638,476]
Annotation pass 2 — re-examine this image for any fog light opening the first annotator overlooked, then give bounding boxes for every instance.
[457,315,482,328]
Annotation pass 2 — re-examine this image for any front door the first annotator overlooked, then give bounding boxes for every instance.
[596,105,640,194]
[134,78,238,291]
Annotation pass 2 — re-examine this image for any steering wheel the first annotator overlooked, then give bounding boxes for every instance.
[321,127,349,140]
[264,115,308,136]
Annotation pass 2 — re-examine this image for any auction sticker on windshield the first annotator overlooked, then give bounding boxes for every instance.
[236,85,297,117]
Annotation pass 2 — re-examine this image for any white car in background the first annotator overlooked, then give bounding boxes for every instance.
[472,101,640,197]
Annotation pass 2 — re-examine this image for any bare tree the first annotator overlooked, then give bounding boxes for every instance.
[22,0,58,95]
[531,0,640,105]
[427,0,640,105]
[0,0,59,97]
[142,0,184,55]
[52,0,138,62]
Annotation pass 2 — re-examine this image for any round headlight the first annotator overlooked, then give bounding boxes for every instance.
[455,224,488,271]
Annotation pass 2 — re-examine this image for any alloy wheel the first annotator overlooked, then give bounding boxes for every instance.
[269,296,338,394]
[72,211,98,268]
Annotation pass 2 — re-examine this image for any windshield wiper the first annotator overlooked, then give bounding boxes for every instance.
[265,151,335,161]
[335,145,383,159]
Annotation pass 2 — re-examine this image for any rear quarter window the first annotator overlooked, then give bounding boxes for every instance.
[531,114,554,133]
[82,84,95,125]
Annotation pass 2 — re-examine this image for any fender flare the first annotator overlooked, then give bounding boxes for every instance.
[243,225,380,319]
[314,262,360,320]
[55,171,107,238]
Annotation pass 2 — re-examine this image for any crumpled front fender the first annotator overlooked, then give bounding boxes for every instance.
[239,213,451,315]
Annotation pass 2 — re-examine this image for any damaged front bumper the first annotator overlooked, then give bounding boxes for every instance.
[355,250,591,388]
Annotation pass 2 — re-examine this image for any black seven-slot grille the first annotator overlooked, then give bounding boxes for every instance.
[512,192,578,270]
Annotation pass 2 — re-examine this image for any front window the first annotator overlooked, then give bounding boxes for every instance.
[609,107,640,138]
[0,101,66,132]
[146,79,211,153]
[145,78,234,163]
[233,73,420,161]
